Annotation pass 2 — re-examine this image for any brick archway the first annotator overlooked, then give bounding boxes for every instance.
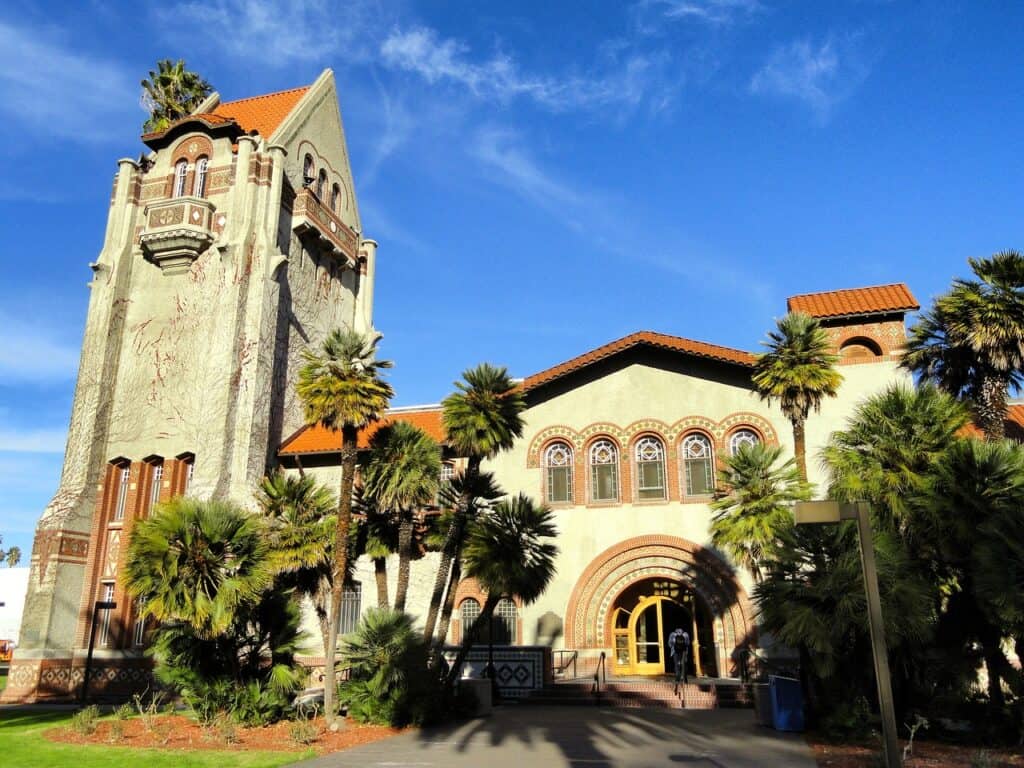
[564,535,756,674]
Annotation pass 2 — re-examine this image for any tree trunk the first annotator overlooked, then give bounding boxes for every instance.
[445,593,499,690]
[423,457,481,641]
[979,620,1007,711]
[976,374,1008,441]
[394,511,413,613]
[374,557,389,608]
[793,418,808,481]
[435,556,462,649]
[323,429,359,725]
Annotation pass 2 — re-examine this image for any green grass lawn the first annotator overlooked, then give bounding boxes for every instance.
[0,711,312,768]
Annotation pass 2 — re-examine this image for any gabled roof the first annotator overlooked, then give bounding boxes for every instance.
[211,85,310,140]
[521,331,755,392]
[787,283,919,319]
[279,407,445,457]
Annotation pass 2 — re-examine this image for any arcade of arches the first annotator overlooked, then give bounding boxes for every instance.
[564,535,755,678]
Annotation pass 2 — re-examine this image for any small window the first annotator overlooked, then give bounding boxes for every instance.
[98,582,116,647]
[544,442,573,504]
[339,582,361,635]
[148,461,164,510]
[183,457,195,495]
[316,169,327,200]
[682,434,714,496]
[303,154,315,186]
[113,464,130,521]
[331,183,341,213]
[634,436,666,500]
[440,462,455,485]
[729,429,760,456]
[589,439,619,502]
[192,157,208,197]
[494,598,517,645]
[460,598,481,642]
[173,159,188,197]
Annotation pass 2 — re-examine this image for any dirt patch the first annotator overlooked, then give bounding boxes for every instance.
[45,714,403,755]
[810,738,1024,767]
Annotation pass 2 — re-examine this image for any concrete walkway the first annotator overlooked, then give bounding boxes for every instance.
[290,705,817,768]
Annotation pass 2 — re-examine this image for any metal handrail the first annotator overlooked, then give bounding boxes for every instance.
[553,649,578,679]
[592,651,606,701]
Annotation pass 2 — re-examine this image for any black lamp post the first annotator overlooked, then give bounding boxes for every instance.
[80,600,116,704]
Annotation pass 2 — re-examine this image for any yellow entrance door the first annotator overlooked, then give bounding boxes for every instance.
[629,596,666,675]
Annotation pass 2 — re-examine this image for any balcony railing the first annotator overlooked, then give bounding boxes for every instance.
[292,187,358,266]
[139,196,217,274]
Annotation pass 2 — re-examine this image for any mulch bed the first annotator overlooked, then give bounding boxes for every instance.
[45,714,403,754]
[810,737,1024,767]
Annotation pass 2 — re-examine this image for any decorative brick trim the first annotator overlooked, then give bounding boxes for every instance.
[0,656,153,703]
[563,535,756,674]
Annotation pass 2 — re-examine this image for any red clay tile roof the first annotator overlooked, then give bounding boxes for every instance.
[279,407,445,456]
[211,85,309,140]
[787,283,919,319]
[960,404,1024,441]
[521,331,755,392]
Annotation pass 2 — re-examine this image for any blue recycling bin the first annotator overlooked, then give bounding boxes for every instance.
[769,675,804,732]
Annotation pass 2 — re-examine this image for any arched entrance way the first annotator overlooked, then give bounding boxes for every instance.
[610,578,717,677]
[564,535,756,679]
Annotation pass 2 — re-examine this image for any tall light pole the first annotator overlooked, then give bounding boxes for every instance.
[793,501,900,768]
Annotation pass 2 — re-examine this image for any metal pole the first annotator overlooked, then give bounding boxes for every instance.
[853,503,901,768]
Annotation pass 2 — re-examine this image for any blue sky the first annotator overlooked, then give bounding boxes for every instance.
[1,0,1022,556]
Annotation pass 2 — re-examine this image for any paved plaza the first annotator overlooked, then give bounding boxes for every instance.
[290,705,816,768]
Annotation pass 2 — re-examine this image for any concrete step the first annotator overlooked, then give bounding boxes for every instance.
[520,679,753,710]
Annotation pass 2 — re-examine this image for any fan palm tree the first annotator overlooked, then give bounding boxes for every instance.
[903,251,1024,440]
[362,422,441,612]
[0,535,20,567]
[297,328,393,722]
[125,497,270,638]
[422,364,525,645]
[256,471,336,655]
[710,443,811,582]
[353,489,398,609]
[445,494,558,687]
[752,312,842,480]
[141,59,213,132]
[822,384,968,539]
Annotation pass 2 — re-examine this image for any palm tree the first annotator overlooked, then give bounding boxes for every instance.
[822,384,968,538]
[0,535,20,567]
[445,494,558,687]
[297,328,393,722]
[903,251,1024,440]
[710,443,811,582]
[752,312,842,480]
[141,59,213,132]
[362,422,442,612]
[256,471,336,656]
[354,489,397,609]
[422,364,525,645]
[125,497,270,638]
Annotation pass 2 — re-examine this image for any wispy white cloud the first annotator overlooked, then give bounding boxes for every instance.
[469,126,774,305]
[159,0,378,67]
[750,35,870,119]
[0,429,67,454]
[0,314,80,382]
[646,0,761,25]
[380,26,675,114]
[0,20,137,142]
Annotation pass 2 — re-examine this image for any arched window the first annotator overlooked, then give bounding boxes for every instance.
[634,436,666,500]
[681,433,714,496]
[302,154,315,186]
[494,598,517,645]
[728,429,760,456]
[316,169,327,200]
[544,442,573,504]
[331,183,341,213]
[589,439,619,502]
[192,157,208,197]
[460,598,481,642]
[112,461,130,521]
[173,159,188,197]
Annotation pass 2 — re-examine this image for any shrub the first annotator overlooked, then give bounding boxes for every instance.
[114,703,133,721]
[289,715,319,746]
[338,607,443,726]
[70,705,100,736]
[107,720,125,743]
